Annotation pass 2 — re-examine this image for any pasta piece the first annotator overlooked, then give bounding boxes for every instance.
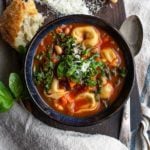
[44,92,68,100]
[75,104,98,114]
[74,92,98,114]
[49,78,65,93]
[75,92,96,107]
[72,26,100,47]
[101,77,108,85]
[100,83,114,99]
[45,78,68,100]
[101,48,120,66]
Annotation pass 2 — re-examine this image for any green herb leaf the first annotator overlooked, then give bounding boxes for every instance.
[86,80,97,86]
[81,49,90,55]
[9,73,23,99]
[0,81,14,112]
[57,62,66,78]
[18,45,27,54]
[44,71,53,91]
[33,71,44,85]
[56,33,76,55]
[118,67,127,78]
[66,65,77,77]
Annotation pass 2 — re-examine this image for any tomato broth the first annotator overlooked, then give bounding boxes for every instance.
[33,23,126,117]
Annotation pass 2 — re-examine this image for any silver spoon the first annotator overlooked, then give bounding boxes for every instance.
[120,15,143,57]
[119,15,143,147]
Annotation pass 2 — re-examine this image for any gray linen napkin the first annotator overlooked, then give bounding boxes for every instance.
[0,103,128,150]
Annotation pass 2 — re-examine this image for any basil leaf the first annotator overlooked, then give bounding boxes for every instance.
[118,67,126,78]
[9,73,23,99]
[44,71,53,91]
[18,45,27,54]
[0,82,14,112]
[81,49,90,55]
[86,80,97,86]
[57,62,66,78]
[66,65,77,77]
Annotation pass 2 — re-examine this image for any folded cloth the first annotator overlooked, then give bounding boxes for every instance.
[131,105,150,150]
[125,0,150,150]
[0,103,128,150]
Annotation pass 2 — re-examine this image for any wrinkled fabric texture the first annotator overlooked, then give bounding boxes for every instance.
[0,103,128,150]
[0,0,150,150]
[125,1,150,150]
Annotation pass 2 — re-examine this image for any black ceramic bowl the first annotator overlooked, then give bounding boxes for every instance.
[25,15,135,126]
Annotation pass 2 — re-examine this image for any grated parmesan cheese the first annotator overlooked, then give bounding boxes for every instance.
[35,0,90,15]
[35,0,108,15]
[81,61,91,72]
[85,0,107,14]
[73,47,80,55]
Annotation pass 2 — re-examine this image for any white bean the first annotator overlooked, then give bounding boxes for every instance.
[54,45,63,55]
[65,28,70,35]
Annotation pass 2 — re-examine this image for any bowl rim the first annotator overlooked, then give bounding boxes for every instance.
[24,14,135,127]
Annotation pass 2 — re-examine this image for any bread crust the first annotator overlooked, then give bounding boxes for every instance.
[0,0,38,48]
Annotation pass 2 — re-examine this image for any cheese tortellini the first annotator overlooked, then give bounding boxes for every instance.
[101,48,120,67]
[100,83,114,99]
[74,92,98,114]
[72,26,100,48]
[45,78,68,100]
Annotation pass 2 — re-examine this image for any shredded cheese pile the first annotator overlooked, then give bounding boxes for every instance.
[86,0,107,14]
[35,0,90,15]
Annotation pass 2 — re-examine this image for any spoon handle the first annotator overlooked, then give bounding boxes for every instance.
[119,98,131,147]
[130,75,142,131]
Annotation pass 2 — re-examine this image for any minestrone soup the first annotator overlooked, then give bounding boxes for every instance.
[33,24,127,117]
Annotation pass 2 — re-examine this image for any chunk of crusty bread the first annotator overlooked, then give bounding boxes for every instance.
[0,0,44,50]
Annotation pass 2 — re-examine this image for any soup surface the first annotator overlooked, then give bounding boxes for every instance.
[33,23,127,117]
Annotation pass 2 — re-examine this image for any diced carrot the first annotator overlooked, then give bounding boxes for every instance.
[67,93,74,103]
[54,103,64,111]
[56,27,63,33]
[60,93,74,106]
[95,56,101,61]
[60,97,68,106]
[44,34,52,46]
[103,36,109,43]
[69,81,76,88]
[38,43,45,52]
[66,94,74,103]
